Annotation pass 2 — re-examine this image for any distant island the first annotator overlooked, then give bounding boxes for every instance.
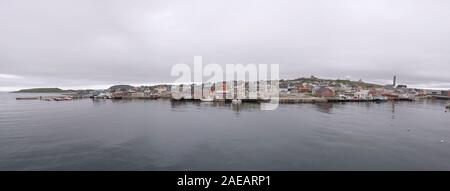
[13,88,75,93]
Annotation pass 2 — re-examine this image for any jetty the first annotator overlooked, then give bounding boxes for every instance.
[326,98,415,102]
[433,95,450,100]
[169,95,419,104]
[278,97,327,103]
[16,95,79,101]
[15,97,39,100]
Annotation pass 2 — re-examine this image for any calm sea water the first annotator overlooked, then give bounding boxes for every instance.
[0,92,449,170]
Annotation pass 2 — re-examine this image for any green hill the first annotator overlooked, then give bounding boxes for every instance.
[290,76,383,88]
[108,85,135,91]
[13,88,66,93]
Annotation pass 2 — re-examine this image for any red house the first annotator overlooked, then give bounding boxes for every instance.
[314,87,335,97]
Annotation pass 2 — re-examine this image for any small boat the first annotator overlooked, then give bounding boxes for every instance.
[200,97,214,102]
[446,102,450,109]
[231,99,242,104]
[170,92,183,100]
[373,96,387,103]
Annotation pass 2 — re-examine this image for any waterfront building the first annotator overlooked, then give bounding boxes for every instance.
[417,90,427,97]
[354,90,372,99]
[111,91,132,99]
[397,85,408,89]
[279,87,289,93]
[442,90,450,97]
[426,90,442,95]
[214,82,231,100]
[384,85,395,90]
[154,85,169,93]
[313,87,335,97]
[298,84,313,93]
[131,92,144,98]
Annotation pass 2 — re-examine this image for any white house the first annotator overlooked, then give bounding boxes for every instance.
[354,90,372,99]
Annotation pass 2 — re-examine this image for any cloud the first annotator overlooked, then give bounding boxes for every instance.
[0,74,23,80]
[0,0,449,89]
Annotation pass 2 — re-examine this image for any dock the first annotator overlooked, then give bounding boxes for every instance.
[278,97,327,103]
[169,96,421,104]
[326,98,415,102]
[16,97,39,100]
[432,95,450,100]
[16,95,81,101]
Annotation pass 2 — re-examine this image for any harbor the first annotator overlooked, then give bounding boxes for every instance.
[13,76,450,107]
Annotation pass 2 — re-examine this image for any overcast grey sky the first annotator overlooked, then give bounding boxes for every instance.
[1,0,450,91]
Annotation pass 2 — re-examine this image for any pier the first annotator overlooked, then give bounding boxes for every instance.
[326,98,415,102]
[15,97,39,100]
[432,95,450,100]
[16,95,81,101]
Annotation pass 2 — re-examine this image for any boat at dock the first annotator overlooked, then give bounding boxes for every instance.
[41,96,74,101]
[374,96,388,103]
[200,97,214,102]
[63,96,73,101]
[231,99,242,104]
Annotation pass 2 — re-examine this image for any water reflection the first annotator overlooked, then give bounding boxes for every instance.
[231,103,260,114]
[98,99,449,117]
[391,102,396,119]
[170,100,262,113]
[3,92,450,170]
[313,103,334,114]
[170,100,393,114]
[92,99,108,106]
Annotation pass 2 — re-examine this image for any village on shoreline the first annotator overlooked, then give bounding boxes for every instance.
[14,76,450,103]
